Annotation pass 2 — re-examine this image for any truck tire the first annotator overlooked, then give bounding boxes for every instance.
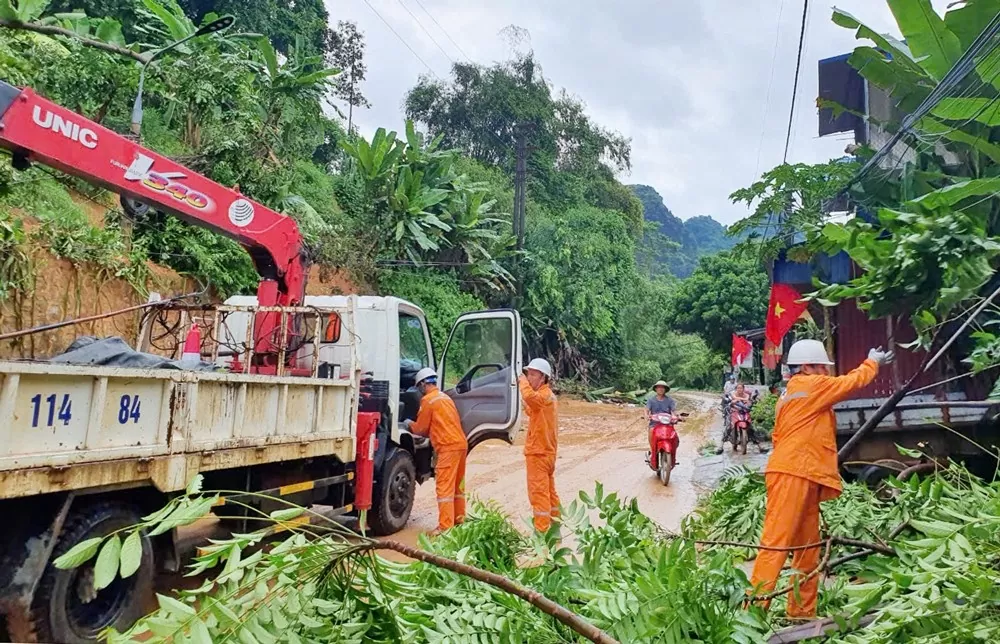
[369,448,416,536]
[27,502,154,644]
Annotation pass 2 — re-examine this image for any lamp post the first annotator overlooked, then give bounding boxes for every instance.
[129,15,234,136]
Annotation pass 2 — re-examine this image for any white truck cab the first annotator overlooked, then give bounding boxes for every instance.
[223,295,523,531]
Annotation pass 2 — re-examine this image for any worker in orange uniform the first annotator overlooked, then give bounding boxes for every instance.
[750,339,893,618]
[406,367,468,536]
[519,358,560,533]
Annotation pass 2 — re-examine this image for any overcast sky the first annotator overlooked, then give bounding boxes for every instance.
[325,0,951,225]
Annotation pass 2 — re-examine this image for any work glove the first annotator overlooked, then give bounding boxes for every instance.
[868,346,895,365]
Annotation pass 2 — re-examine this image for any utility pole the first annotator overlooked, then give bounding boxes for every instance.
[512,123,531,307]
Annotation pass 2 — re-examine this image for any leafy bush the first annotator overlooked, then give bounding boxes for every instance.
[751,393,777,437]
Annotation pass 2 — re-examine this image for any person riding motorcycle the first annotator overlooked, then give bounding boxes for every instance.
[718,384,768,454]
[646,380,678,463]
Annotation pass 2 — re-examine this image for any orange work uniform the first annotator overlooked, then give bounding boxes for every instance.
[750,358,878,617]
[410,385,468,532]
[519,376,560,532]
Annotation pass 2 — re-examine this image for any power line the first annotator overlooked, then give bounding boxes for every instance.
[783,0,810,164]
[410,0,473,63]
[845,9,1000,194]
[395,0,455,65]
[752,0,787,183]
[358,0,440,78]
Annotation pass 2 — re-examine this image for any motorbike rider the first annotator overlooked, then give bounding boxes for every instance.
[645,380,676,425]
[718,383,768,454]
[646,381,677,463]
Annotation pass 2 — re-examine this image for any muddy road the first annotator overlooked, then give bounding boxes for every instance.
[396,391,727,544]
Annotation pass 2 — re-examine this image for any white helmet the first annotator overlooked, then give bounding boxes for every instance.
[786,339,834,366]
[524,358,553,379]
[415,367,438,385]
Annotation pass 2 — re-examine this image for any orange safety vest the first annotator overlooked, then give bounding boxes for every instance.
[765,358,879,496]
[519,378,558,456]
[410,386,468,452]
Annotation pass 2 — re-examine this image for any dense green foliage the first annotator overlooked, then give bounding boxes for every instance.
[732,0,1000,372]
[665,253,770,354]
[750,393,777,437]
[59,480,772,643]
[0,0,748,390]
[684,462,1000,642]
[54,461,1000,643]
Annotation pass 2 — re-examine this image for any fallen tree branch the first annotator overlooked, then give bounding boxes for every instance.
[768,613,877,643]
[692,538,827,552]
[0,18,147,63]
[752,538,834,603]
[827,522,908,570]
[831,536,895,556]
[372,540,620,644]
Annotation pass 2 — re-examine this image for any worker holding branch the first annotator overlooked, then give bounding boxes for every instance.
[519,358,561,533]
[750,339,893,618]
[406,368,468,536]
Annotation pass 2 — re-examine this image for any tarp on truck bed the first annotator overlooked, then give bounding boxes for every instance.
[50,336,219,371]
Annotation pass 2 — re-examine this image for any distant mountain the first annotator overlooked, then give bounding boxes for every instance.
[630,185,738,278]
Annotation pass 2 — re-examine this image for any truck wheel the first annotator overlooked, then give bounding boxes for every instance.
[369,448,416,536]
[28,503,154,644]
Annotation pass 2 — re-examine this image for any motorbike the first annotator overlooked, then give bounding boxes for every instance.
[645,412,688,485]
[729,390,760,455]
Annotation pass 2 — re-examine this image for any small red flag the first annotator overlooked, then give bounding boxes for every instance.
[764,283,809,345]
[762,337,781,370]
[732,333,752,367]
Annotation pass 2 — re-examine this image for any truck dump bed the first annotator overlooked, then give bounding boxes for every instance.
[0,302,360,499]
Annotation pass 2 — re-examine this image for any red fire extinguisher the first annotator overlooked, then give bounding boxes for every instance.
[354,411,379,511]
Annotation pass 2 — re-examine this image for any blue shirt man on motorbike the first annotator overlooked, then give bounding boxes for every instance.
[646,380,676,426]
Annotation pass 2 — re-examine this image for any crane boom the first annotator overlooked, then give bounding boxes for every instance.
[0,81,308,364]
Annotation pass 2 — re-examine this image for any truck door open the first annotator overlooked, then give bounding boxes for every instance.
[439,310,522,450]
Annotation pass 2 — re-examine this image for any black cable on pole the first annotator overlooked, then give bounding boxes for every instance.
[783,0,809,164]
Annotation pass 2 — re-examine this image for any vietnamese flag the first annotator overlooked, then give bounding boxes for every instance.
[732,333,752,367]
[762,338,781,370]
[764,283,809,345]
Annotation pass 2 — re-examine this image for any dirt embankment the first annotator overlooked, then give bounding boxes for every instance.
[1,193,360,360]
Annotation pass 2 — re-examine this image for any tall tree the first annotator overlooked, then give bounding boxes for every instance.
[328,20,370,132]
[404,54,633,217]
[665,253,770,353]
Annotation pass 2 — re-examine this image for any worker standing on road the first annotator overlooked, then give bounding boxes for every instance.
[749,340,893,618]
[519,358,560,533]
[406,368,468,536]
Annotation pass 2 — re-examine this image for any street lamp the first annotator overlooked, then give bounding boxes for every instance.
[129,15,235,136]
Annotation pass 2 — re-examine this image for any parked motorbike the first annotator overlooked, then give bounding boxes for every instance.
[645,412,688,485]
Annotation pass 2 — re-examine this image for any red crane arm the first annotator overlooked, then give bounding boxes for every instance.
[0,81,307,308]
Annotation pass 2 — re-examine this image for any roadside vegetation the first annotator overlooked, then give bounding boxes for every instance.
[0,0,755,392]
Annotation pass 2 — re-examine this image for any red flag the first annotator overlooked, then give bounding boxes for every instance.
[732,333,752,367]
[764,283,809,345]
[762,338,781,370]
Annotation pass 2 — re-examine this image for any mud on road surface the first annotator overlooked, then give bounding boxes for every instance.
[396,392,720,548]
